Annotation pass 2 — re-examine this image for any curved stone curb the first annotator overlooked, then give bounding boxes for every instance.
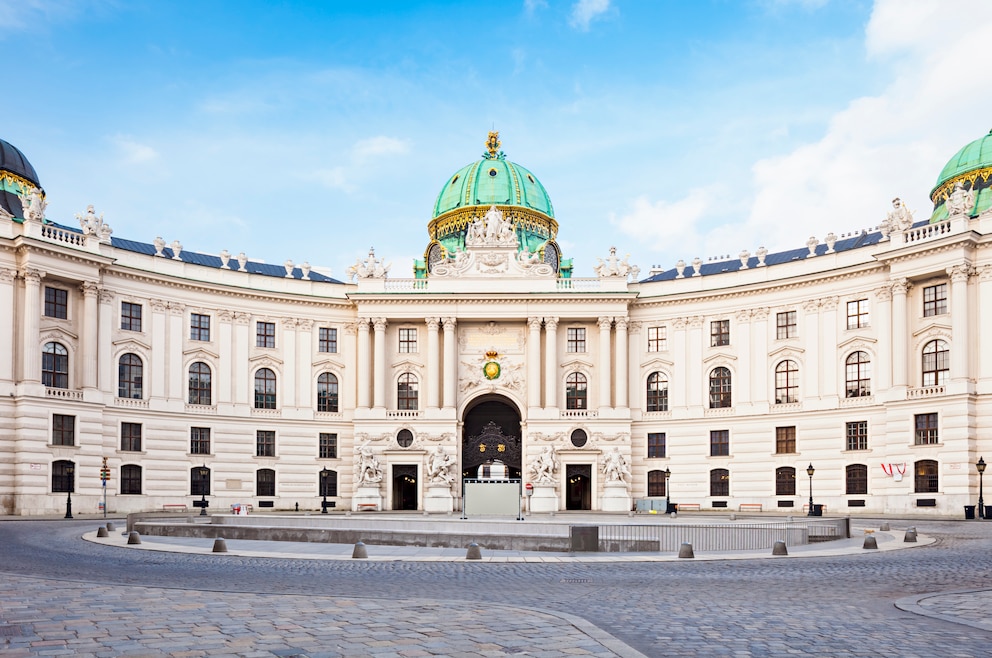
[894,588,992,632]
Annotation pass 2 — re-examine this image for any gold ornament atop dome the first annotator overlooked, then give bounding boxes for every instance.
[485,131,501,158]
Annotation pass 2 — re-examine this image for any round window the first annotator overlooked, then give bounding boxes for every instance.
[397,429,414,448]
[488,168,498,177]
[570,429,588,448]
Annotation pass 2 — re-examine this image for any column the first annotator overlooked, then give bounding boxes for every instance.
[233,312,251,405]
[750,309,769,404]
[686,317,702,408]
[948,264,972,384]
[543,317,558,408]
[356,319,370,409]
[891,278,909,388]
[281,318,297,407]
[426,317,440,409]
[802,300,820,399]
[626,321,641,410]
[168,303,185,400]
[873,286,892,393]
[671,318,687,409]
[442,317,457,409]
[297,320,313,409]
[344,322,359,410]
[150,299,168,399]
[372,317,387,410]
[80,282,99,389]
[734,310,751,404]
[979,266,992,392]
[819,297,838,398]
[218,311,233,404]
[0,269,14,382]
[598,316,612,410]
[614,317,628,408]
[20,269,43,382]
[527,317,542,408]
[97,290,114,392]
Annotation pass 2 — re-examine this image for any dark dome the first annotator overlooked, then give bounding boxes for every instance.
[1,138,43,219]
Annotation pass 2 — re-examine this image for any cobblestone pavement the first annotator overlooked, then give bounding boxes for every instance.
[1,518,991,657]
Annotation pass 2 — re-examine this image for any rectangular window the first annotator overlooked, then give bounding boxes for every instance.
[846,464,868,495]
[120,465,142,495]
[121,422,142,452]
[567,327,586,353]
[923,283,947,317]
[256,469,275,496]
[710,319,730,347]
[846,421,868,451]
[121,302,142,332]
[256,430,275,457]
[776,311,797,339]
[647,326,667,352]
[710,429,730,457]
[846,299,869,329]
[190,313,211,341]
[775,426,796,454]
[52,414,75,446]
[776,467,797,496]
[710,469,730,497]
[647,470,667,497]
[44,286,68,319]
[914,413,939,445]
[190,427,211,455]
[398,328,417,353]
[256,321,275,348]
[319,432,338,459]
[647,432,666,458]
[319,327,337,353]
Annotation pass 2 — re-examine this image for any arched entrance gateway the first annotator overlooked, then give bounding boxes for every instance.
[461,396,522,482]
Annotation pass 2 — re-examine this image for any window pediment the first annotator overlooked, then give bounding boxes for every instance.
[183,347,219,361]
[912,322,951,339]
[641,357,674,370]
[313,357,346,370]
[767,345,804,360]
[702,352,737,366]
[836,336,876,351]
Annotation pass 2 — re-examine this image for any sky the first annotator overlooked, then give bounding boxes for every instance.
[3,0,991,279]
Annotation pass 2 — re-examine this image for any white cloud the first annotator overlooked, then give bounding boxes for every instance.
[523,0,548,16]
[352,136,409,161]
[569,0,611,31]
[610,187,716,257]
[311,166,353,193]
[110,135,159,164]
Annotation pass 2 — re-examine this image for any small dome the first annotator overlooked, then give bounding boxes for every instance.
[930,129,992,221]
[0,138,43,219]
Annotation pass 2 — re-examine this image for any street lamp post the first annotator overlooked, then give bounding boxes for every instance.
[978,457,987,519]
[806,463,815,517]
[198,464,209,516]
[64,465,74,519]
[665,468,672,513]
[320,467,329,514]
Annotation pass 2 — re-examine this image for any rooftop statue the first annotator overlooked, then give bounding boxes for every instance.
[347,247,391,280]
[18,187,46,222]
[886,197,914,231]
[593,246,639,279]
[76,205,113,244]
[945,181,976,217]
[466,206,517,247]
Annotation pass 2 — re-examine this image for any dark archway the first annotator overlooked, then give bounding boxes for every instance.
[392,465,418,510]
[566,464,592,510]
[461,396,522,481]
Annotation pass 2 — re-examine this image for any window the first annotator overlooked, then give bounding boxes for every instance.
[923,283,947,317]
[647,470,667,497]
[188,362,212,405]
[708,367,732,409]
[397,373,419,410]
[398,328,417,353]
[52,414,75,446]
[776,311,797,339]
[914,460,938,493]
[190,427,211,455]
[318,327,337,353]
[647,326,667,352]
[846,464,868,495]
[774,360,799,404]
[710,429,729,457]
[319,433,337,459]
[190,313,210,341]
[121,464,142,495]
[566,327,586,353]
[775,426,796,454]
[647,432,666,458]
[710,468,729,496]
[42,342,68,388]
[254,368,277,409]
[646,372,668,412]
[845,352,871,397]
[52,460,75,493]
[191,466,210,496]
[914,413,938,445]
[319,469,338,497]
[846,299,869,329]
[775,467,796,496]
[256,468,276,496]
[256,430,275,457]
[121,302,142,331]
[922,340,949,386]
[565,372,587,410]
[570,429,588,448]
[846,421,868,451]
[118,353,143,399]
[397,429,414,447]
[317,373,339,412]
[710,319,730,347]
[44,286,68,319]
[256,321,275,348]
[121,422,142,452]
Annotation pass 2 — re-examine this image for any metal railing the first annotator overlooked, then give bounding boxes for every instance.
[594,518,848,552]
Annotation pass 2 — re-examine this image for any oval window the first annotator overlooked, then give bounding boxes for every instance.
[397,429,414,448]
[488,168,498,177]
[570,429,588,448]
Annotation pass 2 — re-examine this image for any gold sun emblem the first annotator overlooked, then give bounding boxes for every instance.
[483,361,501,380]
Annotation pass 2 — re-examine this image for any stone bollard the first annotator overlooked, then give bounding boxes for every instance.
[678,542,694,558]
[106,522,115,532]
[879,522,890,532]
[127,531,141,545]
[466,542,482,560]
[728,513,736,521]
[904,527,918,543]
[96,527,109,538]
[212,537,228,553]
[352,541,368,559]
[771,540,788,556]
[863,534,878,550]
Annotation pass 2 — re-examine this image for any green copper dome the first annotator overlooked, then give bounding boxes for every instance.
[930,129,992,222]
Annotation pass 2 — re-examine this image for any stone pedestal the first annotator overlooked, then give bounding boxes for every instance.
[529,483,559,513]
[352,485,382,512]
[601,481,631,512]
[424,483,454,513]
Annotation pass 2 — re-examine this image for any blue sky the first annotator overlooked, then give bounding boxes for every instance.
[3,0,990,278]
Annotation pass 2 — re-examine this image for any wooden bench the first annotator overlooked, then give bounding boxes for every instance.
[357,503,379,512]
[162,504,188,512]
[676,503,701,512]
[738,503,763,512]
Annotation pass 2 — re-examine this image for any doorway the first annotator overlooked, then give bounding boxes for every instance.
[392,465,418,510]
[461,396,522,481]
[566,464,592,510]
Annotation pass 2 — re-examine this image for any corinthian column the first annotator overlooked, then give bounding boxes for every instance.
[372,317,387,410]
[356,320,370,409]
[20,269,43,383]
[426,317,440,409]
[598,317,612,410]
[80,282,99,390]
[891,278,909,388]
[527,317,542,408]
[614,317,628,408]
[544,317,558,408]
[948,264,972,385]
[442,317,457,410]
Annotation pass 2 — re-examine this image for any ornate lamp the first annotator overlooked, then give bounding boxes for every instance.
[806,464,815,516]
[665,468,672,513]
[320,467,330,514]
[978,457,986,519]
[198,465,209,516]
[64,464,74,519]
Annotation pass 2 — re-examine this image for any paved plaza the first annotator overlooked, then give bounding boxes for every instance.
[0,516,991,657]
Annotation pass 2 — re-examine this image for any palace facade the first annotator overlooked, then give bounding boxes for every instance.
[1,131,991,517]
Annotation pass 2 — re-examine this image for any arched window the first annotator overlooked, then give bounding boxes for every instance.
[775,466,796,496]
[42,342,68,388]
[188,362,212,405]
[914,460,938,493]
[647,469,667,497]
[191,466,210,496]
[254,368,277,409]
[710,468,730,496]
[774,360,799,404]
[319,469,338,497]
[566,372,588,410]
[317,373,339,412]
[121,464,142,495]
[709,367,732,409]
[397,373,419,410]
[922,340,949,386]
[646,372,669,412]
[845,351,871,397]
[256,468,276,496]
[52,460,75,493]
[846,464,868,495]
[118,353,143,399]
